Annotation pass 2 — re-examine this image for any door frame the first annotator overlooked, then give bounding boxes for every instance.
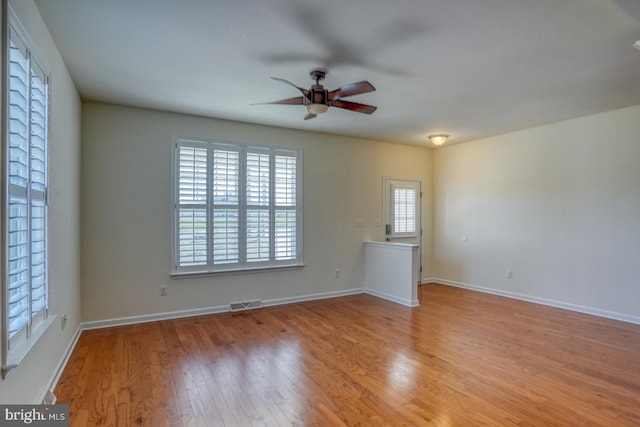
[382,176,423,280]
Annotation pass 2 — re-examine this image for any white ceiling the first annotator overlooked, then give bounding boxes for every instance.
[34,0,640,146]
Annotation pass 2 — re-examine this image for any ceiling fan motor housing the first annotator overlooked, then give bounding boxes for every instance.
[308,69,329,114]
[308,69,329,112]
[310,85,328,105]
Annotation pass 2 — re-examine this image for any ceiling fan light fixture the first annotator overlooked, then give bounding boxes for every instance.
[260,69,376,120]
[428,134,449,146]
[307,103,329,115]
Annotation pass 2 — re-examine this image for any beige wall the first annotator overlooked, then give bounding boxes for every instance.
[81,102,433,322]
[432,105,640,320]
[0,0,82,403]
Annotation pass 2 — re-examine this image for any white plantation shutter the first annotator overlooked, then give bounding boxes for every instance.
[212,147,239,264]
[4,17,50,366]
[177,145,208,267]
[7,31,30,344]
[28,59,48,329]
[392,185,416,236]
[174,139,301,273]
[274,153,297,260]
[246,150,270,262]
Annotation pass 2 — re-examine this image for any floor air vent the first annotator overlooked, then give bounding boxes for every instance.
[230,300,262,312]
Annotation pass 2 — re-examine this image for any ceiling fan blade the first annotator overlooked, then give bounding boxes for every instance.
[261,53,323,64]
[252,96,306,106]
[304,113,317,120]
[328,81,376,101]
[330,99,377,114]
[271,77,311,99]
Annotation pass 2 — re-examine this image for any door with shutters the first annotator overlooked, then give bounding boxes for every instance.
[383,178,422,280]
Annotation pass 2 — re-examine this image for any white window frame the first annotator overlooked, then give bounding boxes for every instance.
[1,6,53,377]
[172,137,303,275]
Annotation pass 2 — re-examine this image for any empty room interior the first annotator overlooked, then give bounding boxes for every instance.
[1,0,640,425]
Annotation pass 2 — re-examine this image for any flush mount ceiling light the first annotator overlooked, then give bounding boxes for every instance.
[634,40,640,51]
[428,134,449,146]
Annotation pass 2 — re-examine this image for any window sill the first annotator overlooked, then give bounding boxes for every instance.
[2,315,57,379]
[170,263,305,279]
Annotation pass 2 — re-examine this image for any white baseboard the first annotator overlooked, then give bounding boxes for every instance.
[425,277,640,325]
[82,287,366,331]
[262,288,365,308]
[39,324,83,404]
[82,304,230,330]
[364,288,419,307]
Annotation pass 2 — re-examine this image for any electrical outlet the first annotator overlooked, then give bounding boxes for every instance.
[507,270,513,279]
[160,285,167,296]
[335,269,341,278]
[61,314,67,331]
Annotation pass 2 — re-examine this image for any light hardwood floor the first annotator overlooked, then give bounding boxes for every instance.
[55,283,640,426]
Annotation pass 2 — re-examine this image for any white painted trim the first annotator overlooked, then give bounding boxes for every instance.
[262,288,364,307]
[37,324,82,404]
[426,278,640,325]
[3,316,56,377]
[82,304,229,330]
[82,287,366,330]
[364,241,418,251]
[365,288,419,307]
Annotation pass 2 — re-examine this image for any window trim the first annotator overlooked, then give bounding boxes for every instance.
[171,136,303,276]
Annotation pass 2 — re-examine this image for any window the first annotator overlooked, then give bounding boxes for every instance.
[173,138,302,274]
[2,12,50,372]
[391,184,417,237]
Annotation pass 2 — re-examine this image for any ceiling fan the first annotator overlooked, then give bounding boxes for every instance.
[255,69,377,120]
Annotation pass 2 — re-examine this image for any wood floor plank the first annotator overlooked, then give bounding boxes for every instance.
[55,283,640,426]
